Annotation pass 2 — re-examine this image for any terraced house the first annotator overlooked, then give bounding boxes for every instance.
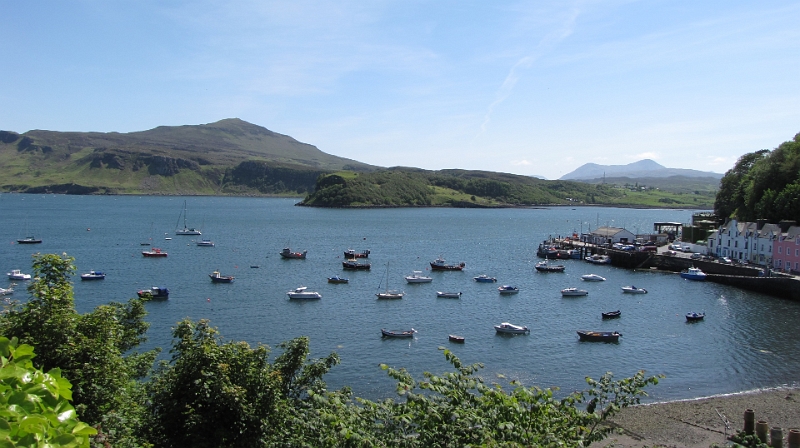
[773,226,800,274]
[707,219,780,266]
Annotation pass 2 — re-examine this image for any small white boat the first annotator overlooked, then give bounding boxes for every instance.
[473,274,497,283]
[585,254,611,264]
[561,287,588,296]
[581,274,606,282]
[196,239,215,247]
[80,270,106,280]
[497,285,519,294]
[377,262,405,299]
[436,291,462,298]
[680,267,707,281]
[381,328,416,338]
[175,200,202,235]
[7,269,31,281]
[405,271,433,283]
[621,285,647,294]
[0,285,15,296]
[286,286,321,299]
[494,322,529,334]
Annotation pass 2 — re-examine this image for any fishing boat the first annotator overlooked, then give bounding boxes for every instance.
[448,334,465,343]
[286,286,321,299]
[175,200,201,235]
[344,249,370,258]
[405,271,433,283]
[6,269,31,281]
[561,287,588,297]
[581,274,606,282]
[577,330,621,342]
[621,285,647,294]
[376,263,404,299]
[17,236,42,244]
[142,248,168,257]
[473,274,497,283]
[686,312,705,322]
[429,257,465,271]
[196,239,215,247]
[680,267,707,281]
[494,322,529,334]
[535,259,565,272]
[601,310,621,319]
[497,285,519,295]
[209,271,234,283]
[137,286,169,299]
[381,328,416,338]
[80,270,106,280]
[342,259,370,270]
[436,291,462,298]
[327,275,349,284]
[280,247,307,259]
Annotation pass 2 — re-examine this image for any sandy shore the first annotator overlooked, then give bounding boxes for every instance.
[602,388,799,448]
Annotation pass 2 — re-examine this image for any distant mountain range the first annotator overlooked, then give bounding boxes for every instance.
[559,160,723,181]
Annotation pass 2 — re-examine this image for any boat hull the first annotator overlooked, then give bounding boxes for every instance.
[448,334,465,343]
[381,329,415,338]
[342,261,370,270]
[17,238,42,244]
[344,250,370,258]
[405,277,433,283]
[686,313,705,322]
[328,276,349,284]
[577,330,620,342]
[494,323,529,334]
[561,288,588,296]
[376,292,404,299]
[602,310,621,319]
[436,291,462,298]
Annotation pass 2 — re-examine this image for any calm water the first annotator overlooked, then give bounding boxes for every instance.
[2,194,799,402]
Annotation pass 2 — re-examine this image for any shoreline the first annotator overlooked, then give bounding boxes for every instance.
[604,386,799,447]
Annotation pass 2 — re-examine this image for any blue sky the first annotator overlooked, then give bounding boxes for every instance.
[2,1,798,179]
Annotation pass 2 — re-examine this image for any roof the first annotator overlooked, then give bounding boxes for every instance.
[590,226,633,237]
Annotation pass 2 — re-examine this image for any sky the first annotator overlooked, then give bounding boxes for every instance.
[2,1,799,179]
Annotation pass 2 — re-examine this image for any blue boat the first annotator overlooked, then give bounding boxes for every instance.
[473,274,497,283]
[680,267,707,281]
[80,270,106,280]
[137,286,169,299]
[328,275,349,284]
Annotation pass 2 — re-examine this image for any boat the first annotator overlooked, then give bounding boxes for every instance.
[381,328,416,338]
[585,254,611,264]
[436,291,462,298]
[577,330,621,342]
[342,259,371,270]
[0,284,15,296]
[209,270,234,283]
[448,334,465,343]
[429,257,465,271]
[137,286,169,299]
[680,267,707,281]
[534,259,565,272]
[561,287,588,296]
[405,271,433,283]
[567,249,582,259]
[17,236,42,244]
[80,270,106,280]
[581,274,606,282]
[280,247,308,259]
[686,312,705,322]
[6,269,31,281]
[473,274,497,283]
[601,310,621,319]
[286,286,321,299]
[494,322,529,334]
[344,249,370,258]
[327,275,349,284]
[376,262,404,299]
[175,200,201,235]
[196,239,215,247]
[621,285,647,294]
[497,285,519,295]
[142,248,168,257]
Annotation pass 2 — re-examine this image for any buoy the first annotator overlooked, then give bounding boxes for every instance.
[207,298,211,302]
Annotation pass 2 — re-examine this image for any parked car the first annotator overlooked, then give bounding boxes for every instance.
[665,250,677,256]
[720,257,732,264]
[691,252,702,259]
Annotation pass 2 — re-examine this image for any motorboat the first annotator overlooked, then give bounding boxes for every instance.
[209,271,234,283]
[577,330,621,342]
[621,285,647,294]
[405,271,433,283]
[138,286,169,299]
[561,287,588,297]
[448,334,465,343]
[80,270,106,280]
[280,248,307,259]
[429,257,465,271]
[327,275,349,284]
[0,285,15,296]
[196,239,215,247]
[535,260,565,272]
[494,322,529,334]
[142,248,168,257]
[585,254,611,264]
[680,267,707,281]
[436,291,462,298]
[686,312,705,322]
[381,328,416,338]
[286,286,321,299]
[376,262,404,299]
[344,249,370,258]
[497,285,519,295]
[17,236,42,244]
[175,200,201,235]
[473,274,497,283]
[7,269,31,281]
[342,259,370,270]
[602,310,621,319]
[581,274,606,282]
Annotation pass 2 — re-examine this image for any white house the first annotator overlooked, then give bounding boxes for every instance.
[588,226,636,246]
[707,219,778,266]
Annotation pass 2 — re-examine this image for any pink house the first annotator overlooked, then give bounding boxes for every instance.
[773,226,800,274]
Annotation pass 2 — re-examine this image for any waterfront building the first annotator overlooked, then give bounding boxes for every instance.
[587,226,636,246]
[706,219,782,267]
[773,226,800,274]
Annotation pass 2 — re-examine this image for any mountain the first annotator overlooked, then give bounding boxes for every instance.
[0,119,375,195]
[560,159,722,180]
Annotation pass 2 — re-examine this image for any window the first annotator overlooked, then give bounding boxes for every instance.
[779,247,783,254]
[735,241,738,248]
[796,249,799,257]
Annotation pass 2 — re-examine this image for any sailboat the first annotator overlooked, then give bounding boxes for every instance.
[175,200,201,235]
[376,262,404,299]
[17,217,42,244]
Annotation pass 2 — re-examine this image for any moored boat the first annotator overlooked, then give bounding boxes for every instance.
[601,310,621,319]
[17,236,42,244]
[494,322,529,334]
[448,334,465,343]
[376,262,404,299]
[280,247,307,259]
[561,287,588,296]
[381,328,416,338]
[581,274,606,282]
[621,285,647,294]
[585,254,611,264]
[429,257,465,271]
[142,248,168,257]
[342,259,370,270]
[6,269,31,281]
[175,200,201,235]
[473,274,497,283]
[196,239,215,247]
[535,260,565,272]
[0,284,15,296]
[327,275,349,284]
[287,286,321,299]
[405,271,433,283]
[80,270,106,280]
[344,249,370,258]
[138,286,169,299]
[209,270,234,283]
[436,291,462,298]
[686,312,705,322]
[680,267,707,281]
[577,330,621,342]
[497,285,519,295]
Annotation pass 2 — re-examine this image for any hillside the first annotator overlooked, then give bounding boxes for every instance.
[0,119,374,195]
[560,159,722,181]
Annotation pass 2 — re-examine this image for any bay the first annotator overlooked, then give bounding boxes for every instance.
[1,194,798,402]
